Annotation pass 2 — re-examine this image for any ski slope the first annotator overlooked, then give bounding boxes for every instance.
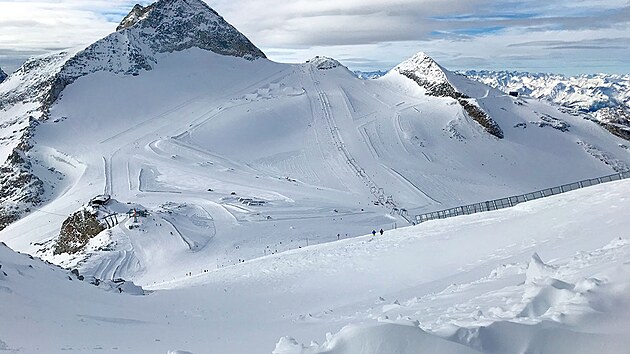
[1,48,630,287]
[1,179,629,353]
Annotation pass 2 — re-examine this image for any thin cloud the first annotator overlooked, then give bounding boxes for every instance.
[0,0,628,75]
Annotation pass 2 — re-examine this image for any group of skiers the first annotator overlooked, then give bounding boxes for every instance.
[372,228,384,236]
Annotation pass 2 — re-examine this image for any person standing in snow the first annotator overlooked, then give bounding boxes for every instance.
[379,228,384,236]
[372,230,377,237]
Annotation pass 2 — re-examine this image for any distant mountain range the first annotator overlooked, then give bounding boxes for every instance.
[463,70,630,140]
[463,70,630,112]
[353,70,387,80]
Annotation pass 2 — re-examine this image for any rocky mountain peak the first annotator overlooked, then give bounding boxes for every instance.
[115,0,265,60]
[394,52,504,139]
[117,4,154,31]
[393,52,449,89]
[0,67,7,83]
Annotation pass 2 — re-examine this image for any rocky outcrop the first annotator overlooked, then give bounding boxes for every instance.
[53,209,105,255]
[594,107,630,141]
[117,4,154,31]
[0,149,45,230]
[0,67,6,83]
[395,53,504,139]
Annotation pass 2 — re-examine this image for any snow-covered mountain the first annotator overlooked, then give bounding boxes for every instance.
[0,0,265,229]
[392,52,504,138]
[463,70,630,112]
[463,70,630,140]
[2,1,630,351]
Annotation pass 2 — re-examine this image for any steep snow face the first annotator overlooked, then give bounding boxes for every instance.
[0,67,6,83]
[52,0,266,107]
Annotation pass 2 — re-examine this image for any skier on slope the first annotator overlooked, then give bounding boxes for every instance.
[372,230,377,237]
[379,228,384,236]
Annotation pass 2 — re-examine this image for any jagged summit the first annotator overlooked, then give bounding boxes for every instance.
[115,0,265,60]
[393,52,453,96]
[0,67,6,83]
[117,4,152,31]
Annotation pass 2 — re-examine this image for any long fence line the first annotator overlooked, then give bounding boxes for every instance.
[414,171,630,224]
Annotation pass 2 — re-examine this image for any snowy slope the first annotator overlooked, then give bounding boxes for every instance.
[0,0,266,229]
[1,3,630,347]
[1,179,629,353]
[2,41,630,290]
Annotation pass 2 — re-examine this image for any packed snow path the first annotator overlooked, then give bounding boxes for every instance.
[308,66,407,219]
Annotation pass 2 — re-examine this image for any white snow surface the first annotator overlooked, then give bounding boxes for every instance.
[1,48,630,287]
[1,179,629,353]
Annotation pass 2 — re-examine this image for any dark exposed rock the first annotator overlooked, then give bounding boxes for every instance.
[531,114,570,132]
[117,4,154,31]
[53,209,105,255]
[396,53,504,139]
[457,98,504,139]
[594,107,630,141]
[0,67,6,83]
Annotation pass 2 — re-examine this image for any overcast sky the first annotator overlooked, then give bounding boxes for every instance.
[1,0,629,75]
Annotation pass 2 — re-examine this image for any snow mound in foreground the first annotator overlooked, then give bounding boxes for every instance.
[274,322,480,354]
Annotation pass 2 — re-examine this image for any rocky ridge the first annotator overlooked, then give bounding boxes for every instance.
[0,0,267,230]
[0,67,6,83]
[394,53,504,139]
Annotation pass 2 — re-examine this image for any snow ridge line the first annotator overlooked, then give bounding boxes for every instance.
[415,170,630,224]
